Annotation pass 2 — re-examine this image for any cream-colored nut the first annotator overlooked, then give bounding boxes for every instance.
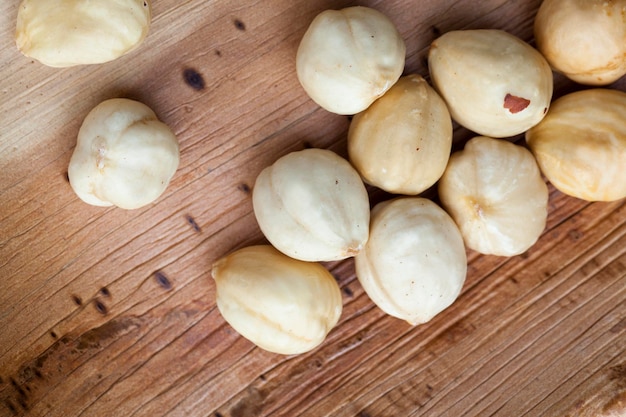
[348,74,452,195]
[428,29,553,138]
[211,245,343,355]
[438,136,549,256]
[355,197,467,325]
[526,89,626,202]
[16,0,151,67]
[534,0,626,85]
[252,148,370,262]
[68,98,179,210]
[296,6,406,115]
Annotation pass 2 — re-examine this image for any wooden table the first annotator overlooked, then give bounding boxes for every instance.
[1,0,624,416]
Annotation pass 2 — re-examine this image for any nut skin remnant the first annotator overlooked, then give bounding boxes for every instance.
[355,198,467,326]
[252,148,370,262]
[296,6,406,115]
[526,89,626,202]
[348,74,453,195]
[68,98,179,210]
[503,94,531,114]
[534,0,626,85]
[15,0,151,67]
[211,245,343,355]
[428,29,553,138]
[438,136,549,256]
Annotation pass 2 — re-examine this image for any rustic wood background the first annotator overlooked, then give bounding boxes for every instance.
[1,0,624,416]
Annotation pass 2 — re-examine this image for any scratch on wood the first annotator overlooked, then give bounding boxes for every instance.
[183,68,205,91]
[610,364,626,386]
[4,399,17,415]
[342,286,354,297]
[230,387,265,417]
[234,19,246,31]
[0,317,142,414]
[238,183,251,194]
[154,271,172,290]
[94,299,108,315]
[71,295,82,306]
[185,215,201,232]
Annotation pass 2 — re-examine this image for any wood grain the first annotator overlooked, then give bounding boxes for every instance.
[1,0,625,416]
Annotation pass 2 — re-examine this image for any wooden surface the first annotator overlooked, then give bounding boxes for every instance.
[1,0,625,416]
